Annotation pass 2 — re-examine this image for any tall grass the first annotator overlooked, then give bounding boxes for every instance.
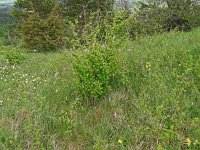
[0,28,199,149]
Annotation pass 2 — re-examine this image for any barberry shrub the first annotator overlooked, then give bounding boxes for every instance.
[72,44,127,103]
[20,6,65,51]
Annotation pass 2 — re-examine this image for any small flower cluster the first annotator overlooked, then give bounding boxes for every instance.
[146,62,152,69]
[0,62,49,104]
[185,137,199,146]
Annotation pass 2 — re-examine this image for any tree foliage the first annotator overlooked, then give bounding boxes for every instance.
[20,5,65,51]
[13,0,116,50]
[136,0,200,32]
[11,0,200,50]
[13,0,57,20]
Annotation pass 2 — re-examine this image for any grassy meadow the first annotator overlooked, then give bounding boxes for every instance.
[0,28,200,149]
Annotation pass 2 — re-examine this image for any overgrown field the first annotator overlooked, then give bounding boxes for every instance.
[0,28,200,149]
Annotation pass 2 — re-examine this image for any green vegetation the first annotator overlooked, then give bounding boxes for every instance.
[0,0,200,149]
[72,44,127,102]
[0,27,199,149]
[20,6,65,51]
[0,25,8,37]
[4,50,25,65]
[11,0,200,51]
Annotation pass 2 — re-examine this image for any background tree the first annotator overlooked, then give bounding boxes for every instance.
[135,0,200,32]
[13,0,57,19]
[20,4,65,51]
[60,0,114,18]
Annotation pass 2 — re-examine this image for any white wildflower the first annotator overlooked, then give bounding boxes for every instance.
[0,100,3,106]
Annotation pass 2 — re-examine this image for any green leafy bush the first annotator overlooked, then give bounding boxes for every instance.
[72,44,127,102]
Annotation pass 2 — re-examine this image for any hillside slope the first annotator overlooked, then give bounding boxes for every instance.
[0,28,200,149]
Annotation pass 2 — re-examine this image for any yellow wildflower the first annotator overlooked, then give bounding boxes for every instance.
[185,137,192,146]
[146,62,151,68]
[118,139,123,144]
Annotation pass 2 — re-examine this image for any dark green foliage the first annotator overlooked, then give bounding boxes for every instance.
[13,0,57,20]
[20,6,65,51]
[133,8,167,36]
[165,13,191,32]
[61,0,114,19]
[134,0,200,34]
